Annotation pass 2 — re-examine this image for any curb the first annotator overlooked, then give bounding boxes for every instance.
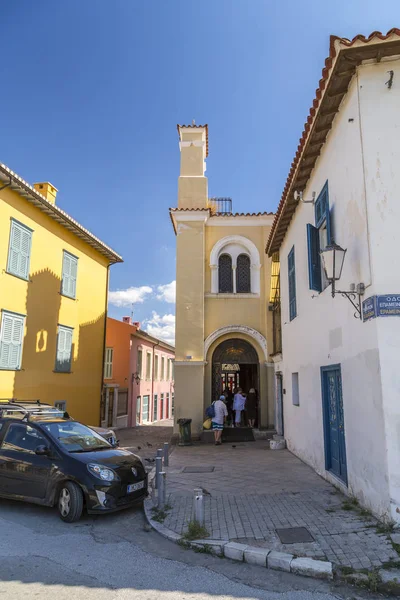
[143,496,333,580]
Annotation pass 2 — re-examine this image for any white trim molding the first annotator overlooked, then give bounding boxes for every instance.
[205,292,260,299]
[207,215,274,227]
[209,235,261,294]
[174,360,207,366]
[204,325,268,361]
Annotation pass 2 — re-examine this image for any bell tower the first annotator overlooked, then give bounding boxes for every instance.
[177,124,208,209]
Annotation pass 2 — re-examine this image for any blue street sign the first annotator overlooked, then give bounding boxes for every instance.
[362,296,376,322]
[376,295,400,317]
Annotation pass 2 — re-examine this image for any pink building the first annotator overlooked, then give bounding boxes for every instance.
[130,327,175,425]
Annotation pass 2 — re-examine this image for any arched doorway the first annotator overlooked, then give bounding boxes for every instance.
[212,338,259,404]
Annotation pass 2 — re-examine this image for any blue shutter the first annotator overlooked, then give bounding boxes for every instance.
[307,224,322,292]
[55,326,73,372]
[7,220,32,280]
[0,312,25,369]
[62,251,78,299]
[288,246,297,321]
[315,182,332,243]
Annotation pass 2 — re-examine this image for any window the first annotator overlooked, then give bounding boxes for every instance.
[153,394,158,421]
[160,393,164,419]
[104,347,113,379]
[55,401,67,411]
[236,254,251,293]
[288,246,297,321]
[117,389,128,417]
[307,182,332,292]
[61,251,78,299]
[7,219,32,281]
[55,325,73,372]
[2,423,46,453]
[137,349,143,378]
[171,360,174,380]
[168,358,172,380]
[142,395,150,422]
[0,311,25,370]
[154,354,159,380]
[161,356,165,380]
[218,254,233,293]
[166,392,170,419]
[136,396,141,424]
[146,352,151,380]
[171,393,175,416]
[292,373,300,406]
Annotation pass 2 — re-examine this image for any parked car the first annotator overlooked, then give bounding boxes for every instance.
[0,411,147,522]
[0,401,118,447]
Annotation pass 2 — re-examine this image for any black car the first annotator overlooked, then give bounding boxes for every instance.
[0,413,147,522]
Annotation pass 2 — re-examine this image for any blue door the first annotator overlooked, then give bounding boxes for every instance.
[321,365,347,484]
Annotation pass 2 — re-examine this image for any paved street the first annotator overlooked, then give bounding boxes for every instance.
[161,442,398,570]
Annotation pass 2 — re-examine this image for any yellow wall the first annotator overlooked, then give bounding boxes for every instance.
[0,186,109,426]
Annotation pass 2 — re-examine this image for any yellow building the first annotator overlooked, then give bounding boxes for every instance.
[0,163,122,425]
[170,125,276,436]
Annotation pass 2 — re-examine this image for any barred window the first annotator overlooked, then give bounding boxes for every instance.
[218,254,233,293]
[236,254,251,293]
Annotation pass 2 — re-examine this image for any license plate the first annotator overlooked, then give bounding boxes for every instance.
[127,481,145,493]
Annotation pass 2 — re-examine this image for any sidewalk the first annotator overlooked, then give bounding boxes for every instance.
[161,441,398,571]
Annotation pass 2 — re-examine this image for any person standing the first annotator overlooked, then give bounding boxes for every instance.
[233,388,246,427]
[246,388,258,428]
[212,395,228,445]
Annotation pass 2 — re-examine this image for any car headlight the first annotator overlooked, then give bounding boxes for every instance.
[88,463,116,481]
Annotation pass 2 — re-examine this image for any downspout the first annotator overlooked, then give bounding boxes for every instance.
[100,263,111,426]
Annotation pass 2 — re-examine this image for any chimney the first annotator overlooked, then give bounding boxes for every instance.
[133,321,140,329]
[33,182,58,205]
[122,316,132,325]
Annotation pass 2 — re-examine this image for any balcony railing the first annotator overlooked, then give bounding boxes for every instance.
[208,197,232,215]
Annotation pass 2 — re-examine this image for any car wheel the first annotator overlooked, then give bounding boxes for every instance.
[58,482,83,523]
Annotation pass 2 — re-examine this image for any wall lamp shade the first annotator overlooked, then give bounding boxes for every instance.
[320,242,346,282]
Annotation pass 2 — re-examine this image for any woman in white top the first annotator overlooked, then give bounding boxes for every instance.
[233,388,246,427]
[211,395,228,445]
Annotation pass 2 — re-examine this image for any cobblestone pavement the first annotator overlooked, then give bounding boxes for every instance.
[161,441,398,570]
[117,421,173,462]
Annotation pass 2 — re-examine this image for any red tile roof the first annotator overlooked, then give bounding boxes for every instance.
[266,28,400,255]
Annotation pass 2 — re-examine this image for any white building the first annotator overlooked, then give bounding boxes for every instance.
[266,29,400,523]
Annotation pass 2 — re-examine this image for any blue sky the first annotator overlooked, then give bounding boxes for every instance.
[2,1,399,344]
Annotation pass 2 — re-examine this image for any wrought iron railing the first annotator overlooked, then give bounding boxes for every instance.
[208,197,232,214]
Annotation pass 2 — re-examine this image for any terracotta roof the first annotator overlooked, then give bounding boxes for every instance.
[266,28,400,256]
[177,124,209,157]
[0,163,123,264]
[213,212,274,217]
[170,207,210,212]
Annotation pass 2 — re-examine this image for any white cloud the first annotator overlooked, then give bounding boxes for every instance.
[108,285,153,307]
[156,280,176,304]
[145,312,175,346]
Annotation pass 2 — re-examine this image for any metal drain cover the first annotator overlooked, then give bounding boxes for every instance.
[183,466,215,473]
[276,527,314,544]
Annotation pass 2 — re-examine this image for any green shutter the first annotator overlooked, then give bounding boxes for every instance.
[7,220,32,280]
[307,224,322,292]
[288,246,297,321]
[55,325,73,372]
[315,182,332,243]
[62,251,78,298]
[0,312,24,370]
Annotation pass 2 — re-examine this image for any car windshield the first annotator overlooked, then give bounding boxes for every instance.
[41,421,111,452]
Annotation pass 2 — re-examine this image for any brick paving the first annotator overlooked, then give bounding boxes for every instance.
[159,441,398,569]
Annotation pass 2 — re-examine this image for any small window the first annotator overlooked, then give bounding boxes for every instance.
[218,254,233,293]
[55,325,73,373]
[61,251,78,299]
[154,354,159,380]
[7,219,32,281]
[117,389,128,417]
[153,394,158,421]
[142,395,150,422]
[288,246,297,321]
[0,311,25,370]
[292,372,300,406]
[146,352,151,380]
[171,393,175,416]
[136,396,141,424]
[166,392,170,419]
[161,356,165,380]
[2,423,46,453]
[137,349,143,378]
[55,401,66,411]
[236,254,251,293]
[104,347,113,379]
[160,393,164,419]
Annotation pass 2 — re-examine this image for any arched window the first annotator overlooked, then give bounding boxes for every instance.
[218,254,233,293]
[236,254,251,293]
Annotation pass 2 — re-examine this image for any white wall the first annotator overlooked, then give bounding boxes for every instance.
[277,69,392,519]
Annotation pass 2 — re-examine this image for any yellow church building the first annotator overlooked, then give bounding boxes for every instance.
[0,163,122,425]
[170,124,276,436]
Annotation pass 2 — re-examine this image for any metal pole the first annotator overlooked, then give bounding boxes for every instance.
[158,471,166,509]
[193,488,204,525]
[163,442,169,467]
[157,448,163,459]
[155,456,162,489]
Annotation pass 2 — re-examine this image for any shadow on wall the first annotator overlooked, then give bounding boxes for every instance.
[12,268,105,424]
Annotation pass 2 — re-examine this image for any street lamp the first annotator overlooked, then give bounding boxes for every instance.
[320,240,364,319]
[132,372,141,384]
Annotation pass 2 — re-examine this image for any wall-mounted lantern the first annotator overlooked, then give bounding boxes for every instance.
[320,241,365,319]
[132,372,141,384]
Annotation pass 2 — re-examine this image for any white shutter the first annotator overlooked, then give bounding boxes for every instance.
[62,252,78,298]
[69,255,77,298]
[56,326,73,372]
[0,312,25,370]
[8,221,32,279]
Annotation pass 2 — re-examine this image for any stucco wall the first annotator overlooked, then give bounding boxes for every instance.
[277,70,391,519]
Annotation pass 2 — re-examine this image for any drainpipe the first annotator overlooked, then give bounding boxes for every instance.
[100,264,111,426]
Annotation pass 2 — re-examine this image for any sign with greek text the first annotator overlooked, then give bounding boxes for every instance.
[362,296,376,322]
[376,295,400,317]
[222,363,240,371]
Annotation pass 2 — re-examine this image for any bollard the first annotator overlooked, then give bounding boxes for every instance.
[155,456,162,489]
[163,442,169,467]
[158,471,166,509]
[193,488,205,525]
[157,448,163,459]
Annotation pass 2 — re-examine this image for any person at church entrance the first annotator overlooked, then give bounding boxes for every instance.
[212,395,228,445]
[233,388,246,427]
[246,388,258,428]
[224,387,234,426]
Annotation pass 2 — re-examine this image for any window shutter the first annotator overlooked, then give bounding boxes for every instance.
[0,312,24,369]
[8,221,32,279]
[69,255,78,298]
[288,247,297,321]
[62,252,78,298]
[315,183,332,243]
[56,326,73,372]
[307,224,322,292]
